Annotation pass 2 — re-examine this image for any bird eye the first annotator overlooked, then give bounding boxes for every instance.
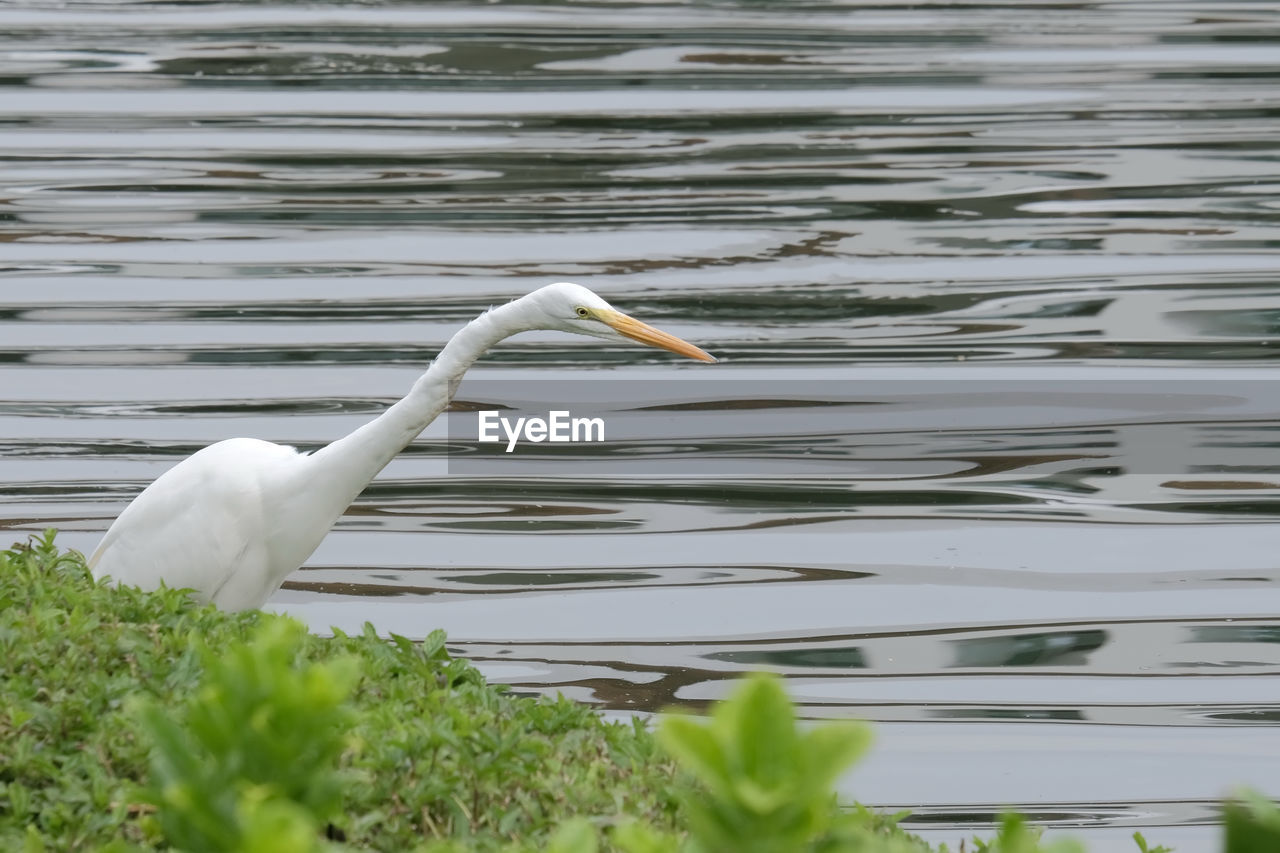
[575,307,590,318]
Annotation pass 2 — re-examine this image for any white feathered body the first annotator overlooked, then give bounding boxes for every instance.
[89,438,345,610]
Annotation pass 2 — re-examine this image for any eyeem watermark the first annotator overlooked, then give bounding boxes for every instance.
[446,377,1280,477]
[477,409,605,452]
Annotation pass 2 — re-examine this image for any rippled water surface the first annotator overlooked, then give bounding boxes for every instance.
[5,2,1280,849]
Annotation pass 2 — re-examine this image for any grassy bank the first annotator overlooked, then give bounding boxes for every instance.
[3,531,684,850]
[2,531,1275,851]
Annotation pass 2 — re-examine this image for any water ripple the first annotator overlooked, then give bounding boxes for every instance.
[4,2,1280,842]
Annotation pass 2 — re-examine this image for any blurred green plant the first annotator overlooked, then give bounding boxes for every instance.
[9,532,1280,853]
[135,619,357,851]
[968,815,1083,853]
[1,531,677,850]
[1224,790,1280,852]
[537,674,931,853]
[657,673,874,852]
[1131,831,1172,853]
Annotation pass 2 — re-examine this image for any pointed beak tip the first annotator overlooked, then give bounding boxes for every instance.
[602,309,718,365]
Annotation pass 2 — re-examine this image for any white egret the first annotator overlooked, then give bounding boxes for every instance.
[89,282,714,610]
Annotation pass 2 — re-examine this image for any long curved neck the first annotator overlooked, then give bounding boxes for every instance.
[301,298,528,512]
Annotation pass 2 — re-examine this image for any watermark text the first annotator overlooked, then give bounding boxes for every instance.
[477,410,605,452]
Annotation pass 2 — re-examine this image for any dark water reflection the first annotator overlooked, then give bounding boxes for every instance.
[3,2,1280,849]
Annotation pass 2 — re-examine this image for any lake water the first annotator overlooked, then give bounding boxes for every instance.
[3,2,1280,850]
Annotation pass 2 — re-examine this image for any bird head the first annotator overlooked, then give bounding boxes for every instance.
[525,282,716,362]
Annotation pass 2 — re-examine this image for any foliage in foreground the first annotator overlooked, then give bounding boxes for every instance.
[1,531,677,850]
[4,531,1280,852]
[136,619,358,851]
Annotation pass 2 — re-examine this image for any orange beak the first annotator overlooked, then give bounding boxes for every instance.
[598,309,717,363]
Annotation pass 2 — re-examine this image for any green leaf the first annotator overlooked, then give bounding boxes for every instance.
[611,818,680,853]
[21,824,47,853]
[656,674,886,853]
[657,715,730,789]
[980,814,1087,853]
[1225,790,1280,853]
[237,788,326,853]
[802,721,874,793]
[134,619,357,850]
[545,818,599,853]
[1131,830,1172,853]
[717,674,799,794]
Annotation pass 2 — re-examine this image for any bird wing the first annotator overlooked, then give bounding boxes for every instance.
[90,438,300,604]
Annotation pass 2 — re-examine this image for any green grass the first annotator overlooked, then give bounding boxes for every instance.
[5,530,1276,852]
[1,530,679,850]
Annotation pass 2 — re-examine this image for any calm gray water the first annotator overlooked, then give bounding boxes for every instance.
[4,2,1280,850]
